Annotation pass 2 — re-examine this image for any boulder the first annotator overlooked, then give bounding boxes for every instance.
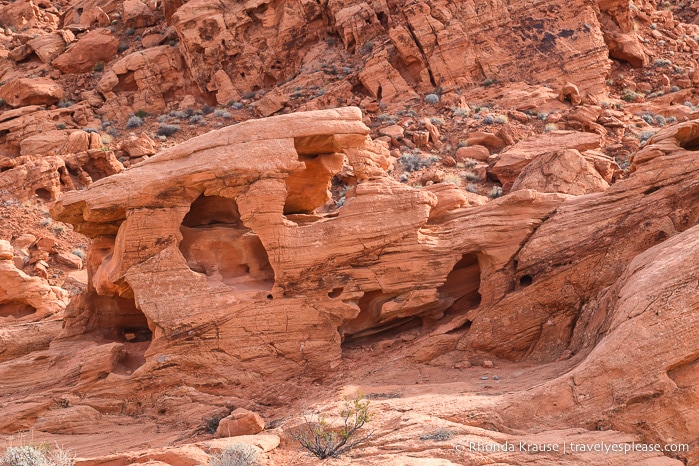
[0,78,63,108]
[455,145,489,162]
[52,29,119,74]
[511,149,609,195]
[215,408,265,438]
[119,133,157,157]
[27,32,73,64]
[491,131,602,188]
[19,130,68,156]
[122,0,157,28]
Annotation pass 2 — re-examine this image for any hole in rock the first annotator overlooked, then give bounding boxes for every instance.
[284,137,345,220]
[438,253,482,315]
[0,301,37,318]
[179,194,274,291]
[95,291,152,344]
[328,287,343,298]
[643,185,660,195]
[679,135,699,151]
[376,11,388,28]
[113,71,138,93]
[94,288,152,374]
[35,188,52,201]
[340,290,422,344]
[519,275,533,287]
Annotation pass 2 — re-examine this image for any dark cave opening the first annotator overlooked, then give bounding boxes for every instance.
[438,253,482,314]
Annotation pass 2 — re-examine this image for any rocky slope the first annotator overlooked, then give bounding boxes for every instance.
[1,0,698,464]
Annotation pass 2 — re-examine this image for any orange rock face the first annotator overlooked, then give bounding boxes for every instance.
[47,107,561,394]
[168,0,614,107]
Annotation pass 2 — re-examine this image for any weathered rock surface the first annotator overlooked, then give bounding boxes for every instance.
[491,130,603,189]
[215,408,265,438]
[52,29,119,74]
[167,0,617,109]
[0,239,69,322]
[0,78,63,108]
[0,103,695,465]
[511,149,610,195]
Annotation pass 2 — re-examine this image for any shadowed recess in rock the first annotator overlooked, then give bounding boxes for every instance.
[284,135,345,216]
[340,290,422,343]
[438,253,482,315]
[0,301,37,318]
[179,194,274,290]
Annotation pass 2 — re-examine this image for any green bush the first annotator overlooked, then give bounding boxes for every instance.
[290,393,373,459]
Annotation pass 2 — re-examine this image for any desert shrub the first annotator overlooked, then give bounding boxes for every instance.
[483,115,494,125]
[420,427,455,441]
[544,123,558,132]
[488,185,503,199]
[466,183,478,193]
[134,109,148,118]
[117,42,129,53]
[639,130,655,143]
[169,110,188,119]
[495,115,508,124]
[430,117,445,126]
[126,116,144,128]
[214,109,232,119]
[461,158,477,169]
[125,27,135,36]
[377,113,398,125]
[57,100,73,108]
[201,104,214,115]
[653,58,672,67]
[93,61,104,72]
[398,153,439,172]
[56,123,67,130]
[451,107,469,117]
[482,78,495,87]
[442,174,461,186]
[209,444,259,466]
[156,124,180,136]
[424,94,439,105]
[464,171,481,182]
[2,444,75,466]
[290,393,373,459]
[229,101,244,110]
[621,88,643,102]
[0,98,6,107]
[189,114,204,125]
